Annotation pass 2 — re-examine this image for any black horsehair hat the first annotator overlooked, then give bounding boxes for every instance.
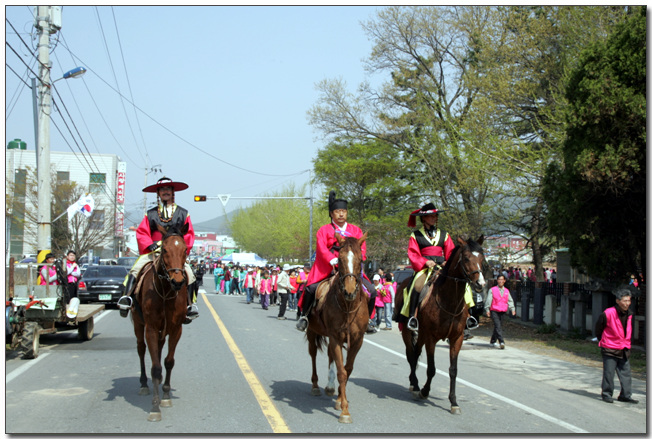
[328,190,347,212]
[407,202,444,228]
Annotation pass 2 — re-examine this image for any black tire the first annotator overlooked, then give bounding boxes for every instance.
[20,322,40,359]
[78,317,94,341]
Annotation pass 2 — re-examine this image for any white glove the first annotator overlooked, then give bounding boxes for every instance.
[329,258,338,266]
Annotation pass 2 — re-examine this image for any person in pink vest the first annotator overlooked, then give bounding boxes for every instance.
[595,287,638,404]
[243,267,257,304]
[65,250,81,299]
[296,191,377,333]
[484,274,515,349]
[38,252,59,285]
[259,270,272,310]
[373,274,386,328]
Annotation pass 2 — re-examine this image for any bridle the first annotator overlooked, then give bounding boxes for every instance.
[448,245,484,287]
[154,233,188,295]
[435,244,484,318]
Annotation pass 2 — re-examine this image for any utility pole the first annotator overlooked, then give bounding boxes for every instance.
[35,6,56,253]
[142,165,162,216]
[309,170,314,261]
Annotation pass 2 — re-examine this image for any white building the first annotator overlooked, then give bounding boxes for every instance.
[6,146,127,259]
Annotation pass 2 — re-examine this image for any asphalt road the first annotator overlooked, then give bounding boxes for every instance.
[5,278,646,435]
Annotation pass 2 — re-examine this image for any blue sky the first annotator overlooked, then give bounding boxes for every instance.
[5,5,387,225]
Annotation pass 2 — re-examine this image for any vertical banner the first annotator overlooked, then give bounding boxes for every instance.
[115,162,126,237]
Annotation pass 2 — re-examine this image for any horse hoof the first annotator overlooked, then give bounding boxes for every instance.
[338,414,352,424]
[451,406,461,415]
[334,401,342,410]
[147,412,162,422]
[410,390,421,400]
[160,399,172,408]
[311,388,321,396]
[325,387,335,397]
[138,387,150,396]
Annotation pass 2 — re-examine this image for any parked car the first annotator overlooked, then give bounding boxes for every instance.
[116,256,137,267]
[392,268,415,287]
[78,265,129,305]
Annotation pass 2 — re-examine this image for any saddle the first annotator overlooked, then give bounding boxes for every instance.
[314,275,337,314]
[133,261,155,304]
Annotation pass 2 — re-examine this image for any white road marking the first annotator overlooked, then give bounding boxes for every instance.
[364,339,588,434]
[6,353,51,384]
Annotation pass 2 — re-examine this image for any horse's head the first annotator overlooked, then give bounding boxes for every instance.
[335,232,367,302]
[157,223,189,291]
[454,235,486,293]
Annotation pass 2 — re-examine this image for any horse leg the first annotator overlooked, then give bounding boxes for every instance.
[419,340,437,400]
[135,324,150,395]
[145,326,163,422]
[402,328,422,398]
[160,328,181,408]
[307,332,321,396]
[329,340,352,423]
[325,353,336,397]
[448,333,464,414]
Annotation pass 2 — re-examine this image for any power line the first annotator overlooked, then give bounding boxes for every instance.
[93,6,146,164]
[110,6,151,165]
[55,39,307,178]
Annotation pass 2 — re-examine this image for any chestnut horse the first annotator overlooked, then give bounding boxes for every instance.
[131,223,189,422]
[306,233,370,423]
[395,236,485,414]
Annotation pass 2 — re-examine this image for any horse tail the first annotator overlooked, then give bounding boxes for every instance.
[309,333,328,352]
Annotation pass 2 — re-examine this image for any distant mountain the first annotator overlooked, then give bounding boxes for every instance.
[193,214,231,234]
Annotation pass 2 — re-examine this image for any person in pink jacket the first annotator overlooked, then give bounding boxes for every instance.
[259,270,272,310]
[595,286,638,404]
[484,274,515,349]
[373,274,386,328]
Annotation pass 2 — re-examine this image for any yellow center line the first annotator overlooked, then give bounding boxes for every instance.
[200,293,291,433]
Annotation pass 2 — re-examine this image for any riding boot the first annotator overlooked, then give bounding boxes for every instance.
[406,287,420,331]
[184,282,199,324]
[118,274,136,318]
[296,290,315,332]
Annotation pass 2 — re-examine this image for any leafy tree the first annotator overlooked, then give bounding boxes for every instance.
[5,166,116,258]
[309,5,632,279]
[543,7,645,281]
[313,138,413,269]
[227,183,318,263]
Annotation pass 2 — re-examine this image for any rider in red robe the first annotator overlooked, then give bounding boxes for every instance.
[296,191,377,333]
[117,177,198,322]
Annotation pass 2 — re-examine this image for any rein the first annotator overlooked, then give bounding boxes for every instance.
[334,250,364,351]
[432,245,481,339]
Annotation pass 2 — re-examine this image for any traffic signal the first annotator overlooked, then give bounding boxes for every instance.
[194,195,207,202]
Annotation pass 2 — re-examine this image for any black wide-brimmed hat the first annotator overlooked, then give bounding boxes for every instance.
[328,190,347,212]
[143,177,189,193]
[407,203,444,228]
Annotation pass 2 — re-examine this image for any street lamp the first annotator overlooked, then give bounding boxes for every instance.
[143,165,162,215]
[34,65,87,253]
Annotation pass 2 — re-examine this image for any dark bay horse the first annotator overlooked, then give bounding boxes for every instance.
[306,232,370,423]
[395,236,485,414]
[132,223,189,422]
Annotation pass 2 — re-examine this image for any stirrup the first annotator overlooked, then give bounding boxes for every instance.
[186,304,199,320]
[117,296,132,310]
[296,316,308,332]
[407,316,419,332]
[466,316,478,330]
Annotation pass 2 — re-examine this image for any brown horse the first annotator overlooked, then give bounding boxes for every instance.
[306,232,370,423]
[131,223,189,422]
[395,236,485,414]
